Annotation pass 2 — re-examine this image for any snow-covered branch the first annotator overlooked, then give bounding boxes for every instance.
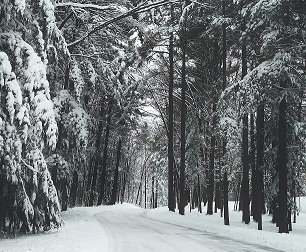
[21,158,40,173]
[67,0,179,48]
[55,2,117,11]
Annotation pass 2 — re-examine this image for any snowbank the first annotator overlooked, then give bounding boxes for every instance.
[0,207,110,252]
[147,200,306,252]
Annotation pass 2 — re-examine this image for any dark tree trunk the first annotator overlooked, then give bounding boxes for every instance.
[222,0,227,91]
[278,79,288,233]
[121,159,129,204]
[51,165,58,189]
[250,114,256,217]
[204,121,209,208]
[168,4,175,213]
[288,208,292,231]
[174,161,180,208]
[293,194,296,223]
[255,104,264,230]
[241,114,250,224]
[198,116,207,210]
[70,170,78,207]
[154,180,158,208]
[61,181,69,211]
[144,168,147,208]
[89,105,105,206]
[223,172,229,225]
[207,37,219,215]
[86,158,94,194]
[207,102,216,215]
[136,162,145,205]
[240,26,250,223]
[110,138,122,205]
[179,31,187,216]
[293,92,303,223]
[152,176,155,209]
[197,174,202,213]
[215,145,222,213]
[219,146,224,217]
[222,0,229,225]
[97,100,112,205]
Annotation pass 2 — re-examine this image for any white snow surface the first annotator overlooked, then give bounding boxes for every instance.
[1,200,306,252]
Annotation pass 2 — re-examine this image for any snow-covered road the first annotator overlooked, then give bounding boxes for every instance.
[95,206,283,252]
[3,201,306,252]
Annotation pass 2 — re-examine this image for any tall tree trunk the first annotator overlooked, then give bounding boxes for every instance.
[207,101,216,215]
[197,174,202,213]
[155,180,158,208]
[97,100,112,205]
[174,161,180,207]
[204,121,209,207]
[255,104,264,229]
[240,25,250,223]
[214,145,221,213]
[198,116,207,209]
[293,92,303,223]
[61,182,69,211]
[223,171,229,225]
[222,0,229,225]
[179,30,187,216]
[70,170,78,207]
[89,105,105,206]
[241,114,250,224]
[136,160,146,205]
[278,79,288,233]
[121,159,129,204]
[144,167,147,209]
[168,4,175,213]
[110,138,122,205]
[207,37,219,215]
[152,176,155,209]
[250,113,256,217]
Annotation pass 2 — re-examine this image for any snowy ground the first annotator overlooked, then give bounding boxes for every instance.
[1,199,306,252]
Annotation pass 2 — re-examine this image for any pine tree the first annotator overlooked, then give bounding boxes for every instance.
[0,0,67,233]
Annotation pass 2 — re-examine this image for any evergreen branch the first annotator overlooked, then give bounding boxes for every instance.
[67,0,179,48]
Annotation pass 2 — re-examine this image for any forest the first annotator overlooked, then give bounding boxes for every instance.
[0,0,306,240]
